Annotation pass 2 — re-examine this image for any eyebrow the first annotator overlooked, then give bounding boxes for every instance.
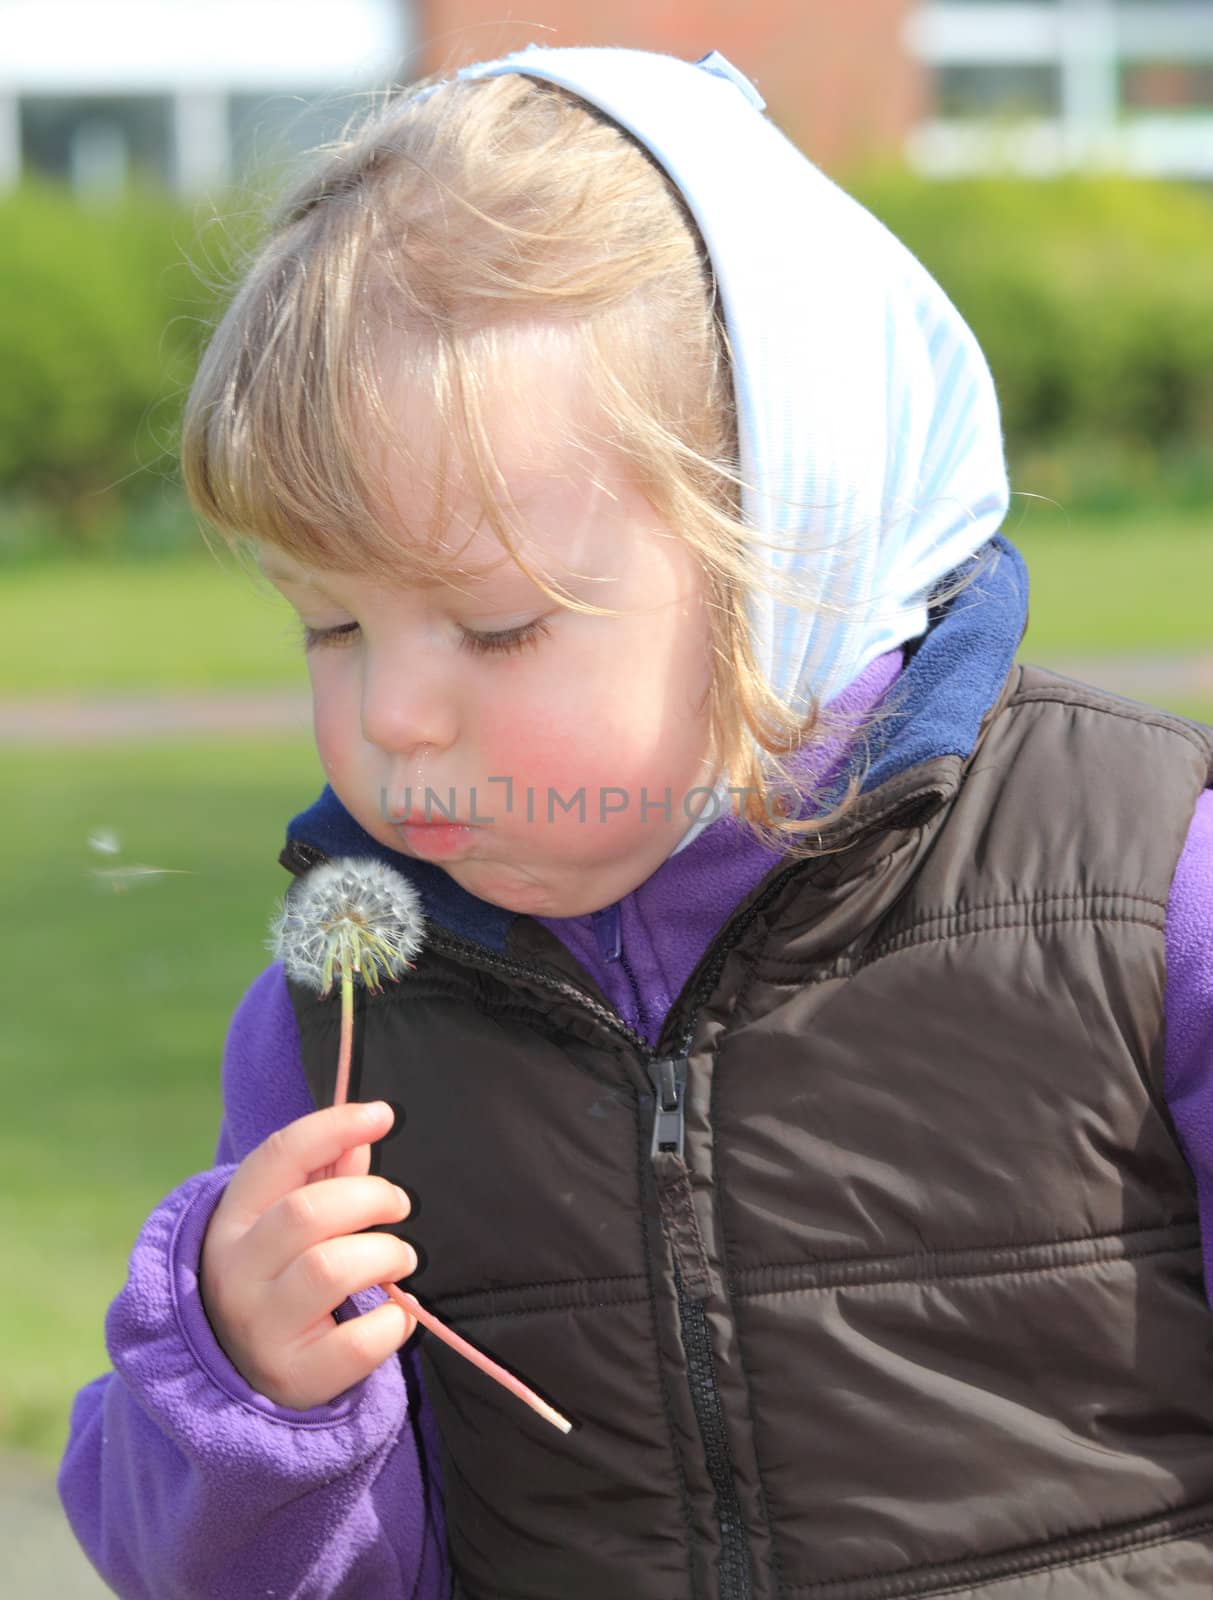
[256,552,555,599]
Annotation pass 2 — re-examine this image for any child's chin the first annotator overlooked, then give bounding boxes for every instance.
[453,860,571,918]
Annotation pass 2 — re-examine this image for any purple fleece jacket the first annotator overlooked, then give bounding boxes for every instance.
[59,649,1213,1600]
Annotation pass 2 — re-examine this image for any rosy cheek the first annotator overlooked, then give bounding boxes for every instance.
[482,713,631,834]
[479,716,565,797]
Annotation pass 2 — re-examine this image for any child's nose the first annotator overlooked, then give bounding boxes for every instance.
[359,653,458,756]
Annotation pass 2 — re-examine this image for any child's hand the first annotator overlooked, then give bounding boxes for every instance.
[198,1100,417,1410]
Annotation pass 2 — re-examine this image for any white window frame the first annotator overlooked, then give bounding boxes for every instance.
[0,0,411,193]
[905,1,1213,177]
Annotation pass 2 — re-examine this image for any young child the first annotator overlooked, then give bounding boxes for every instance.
[59,43,1213,1600]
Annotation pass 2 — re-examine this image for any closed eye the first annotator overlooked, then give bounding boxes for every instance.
[299,618,553,657]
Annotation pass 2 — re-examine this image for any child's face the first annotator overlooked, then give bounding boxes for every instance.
[258,360,719,918]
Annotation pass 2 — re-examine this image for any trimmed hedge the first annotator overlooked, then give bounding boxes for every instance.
[1,170,1210,554]
[0,182,250,555]
[0,185,218,506]
[848,167,1213,455]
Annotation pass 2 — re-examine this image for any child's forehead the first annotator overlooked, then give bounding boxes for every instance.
[377,322,605,496]
[254,457,616,595]
[254,540,545,594]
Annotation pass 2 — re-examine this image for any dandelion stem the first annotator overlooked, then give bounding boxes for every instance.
[335,962,355,1109]
[383,1281,573,1434]
[318,951,359,1183]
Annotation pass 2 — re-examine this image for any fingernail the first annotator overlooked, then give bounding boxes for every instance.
[394,1185,411,1217]
[360,1100,392,1123]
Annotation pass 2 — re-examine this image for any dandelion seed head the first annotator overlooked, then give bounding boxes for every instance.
[268,857,426,997]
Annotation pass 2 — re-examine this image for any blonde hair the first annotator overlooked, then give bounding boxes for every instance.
[183,69,914,858]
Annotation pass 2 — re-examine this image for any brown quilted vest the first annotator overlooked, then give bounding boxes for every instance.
[284,663,1213,1599]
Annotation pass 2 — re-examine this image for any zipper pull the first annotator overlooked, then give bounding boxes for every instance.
[648,1056,688,1161]
[648,1055,713,1302]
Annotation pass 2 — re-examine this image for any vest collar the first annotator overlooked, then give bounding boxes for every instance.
[280,535,1029,951]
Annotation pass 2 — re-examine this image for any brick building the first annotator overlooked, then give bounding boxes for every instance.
[416,0,923,172]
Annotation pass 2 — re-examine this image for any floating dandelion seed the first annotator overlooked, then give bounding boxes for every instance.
[267,856,572,1436]
[87,828,193,894]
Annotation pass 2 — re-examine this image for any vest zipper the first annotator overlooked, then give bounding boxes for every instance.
[650,1056,752,1598]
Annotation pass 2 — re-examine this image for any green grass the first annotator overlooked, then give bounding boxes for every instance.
[1006,499,1213,657]
[0,543,308,693]
[0,736,321,1463]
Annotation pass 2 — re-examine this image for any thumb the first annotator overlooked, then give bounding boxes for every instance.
[308,1100,396,1183]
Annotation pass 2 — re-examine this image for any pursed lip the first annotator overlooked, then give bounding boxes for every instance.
[393,812,474,827]
[395,818,477,860]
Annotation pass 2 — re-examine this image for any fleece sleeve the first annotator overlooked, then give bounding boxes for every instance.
[56,962,449,1600]
[1164,789,1213,1304]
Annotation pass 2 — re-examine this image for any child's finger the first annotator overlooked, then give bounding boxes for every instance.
[305,1140,371,1185]
[223,1101,395,1229]
[283,1298,416,1410]
[241,1175,411,1282]
[274,1231,418,1327]
[332,1138,374,1181]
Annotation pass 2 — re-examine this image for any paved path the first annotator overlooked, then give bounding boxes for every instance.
[1045,651,1213,702]
[0,658,1209,745]
[0,1453,112,1597]
[0,688,312,743]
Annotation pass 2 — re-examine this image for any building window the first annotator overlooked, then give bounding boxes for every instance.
[934,63,1063,118]
[1121,59,1213,110]
[20,95,173,192]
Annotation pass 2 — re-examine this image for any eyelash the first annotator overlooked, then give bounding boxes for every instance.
[300,617,552,657]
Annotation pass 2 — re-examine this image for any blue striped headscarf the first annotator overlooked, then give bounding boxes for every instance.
[444,45,1012,853]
